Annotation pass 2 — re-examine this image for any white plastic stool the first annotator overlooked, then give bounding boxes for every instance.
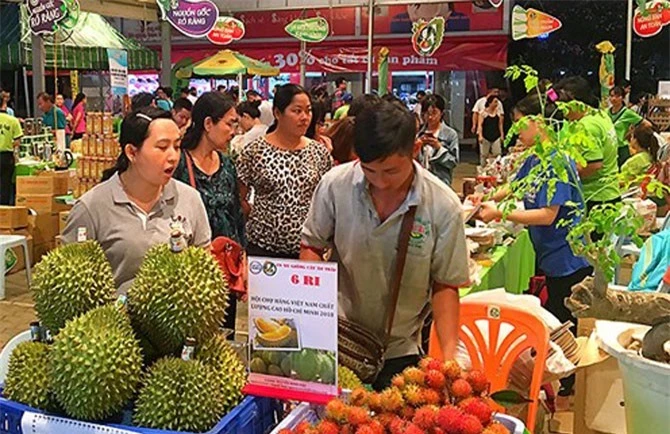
[0,235,32,300]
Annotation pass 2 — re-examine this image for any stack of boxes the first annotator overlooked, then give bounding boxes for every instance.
[14,172,72,262]
[76,112,118,198]
[0,206,31,275]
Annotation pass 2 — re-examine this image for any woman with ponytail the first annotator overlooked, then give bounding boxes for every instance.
[62,106,211,293]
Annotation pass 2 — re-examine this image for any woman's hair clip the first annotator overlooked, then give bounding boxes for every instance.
[546,88,559,103]
[136,113,153,122]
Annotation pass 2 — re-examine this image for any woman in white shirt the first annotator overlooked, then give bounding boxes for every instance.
[230,100,268,157]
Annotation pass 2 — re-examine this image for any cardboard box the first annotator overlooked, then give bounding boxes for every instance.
[16,195,71,214]
[28,213,60,246]
[1,228,33,275]
[0,206,28,229]
[16,172,70,196]
[58,211,70,234]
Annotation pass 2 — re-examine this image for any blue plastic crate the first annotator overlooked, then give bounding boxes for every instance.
[0,393,281,434]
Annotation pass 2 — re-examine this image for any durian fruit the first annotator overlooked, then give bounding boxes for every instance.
[196,334,247,414]
[134,358,224,432]
[338,365,364,390]
[3,341,56,411]
[32,241,115,334]
[50,305,143,421]
[128,244,228,356]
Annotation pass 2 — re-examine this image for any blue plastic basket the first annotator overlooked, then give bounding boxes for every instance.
[0,393,281,434]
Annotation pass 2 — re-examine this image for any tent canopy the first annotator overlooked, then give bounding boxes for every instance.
[0,4,158,71]
[188,50,280,77]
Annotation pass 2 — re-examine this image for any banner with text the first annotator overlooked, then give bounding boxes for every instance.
[107,49,128,96]
[244,257,338,403]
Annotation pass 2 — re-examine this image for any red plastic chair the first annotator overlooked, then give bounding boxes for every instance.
[428,301,549,433]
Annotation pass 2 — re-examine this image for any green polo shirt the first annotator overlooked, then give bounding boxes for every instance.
[0,112,22,152]
[575,112,621,203]
[621,151,653,182]
[302,161,470,359]
[42,106,67,130]
[62,173,212,293]
[609,107,643,148]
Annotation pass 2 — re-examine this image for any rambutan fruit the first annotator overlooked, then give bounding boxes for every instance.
[405,423,427,434]
[404,367,426,386]
[458,415,484,434]
[376,413,399,428]
[389,416,407,434]
[436,405,464,434]
[368,420,385,434]
[339,424,355,434]
[347,407,371,426]
[431,428,444,434]
[350,388,370,407]
[425,370,447,390]
[278,429,294,434]
[391,374,406,389]
[354,424,375,434]
[325,399,349,423]
[403,384,425,407]
[366,393,383,413]
[412,406,439,430]
[419,357,443,373]
[317,420,342,434]
[296,420,313,434]
[380,387,405,413]
[450,379,473,400]
[461,398,493,425]
[466,370,490,395]
[420,388,443,406]
[400,405,416,421]
[441,360,462,380]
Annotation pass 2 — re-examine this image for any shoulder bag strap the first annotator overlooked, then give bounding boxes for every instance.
[384,205,418,342]
[185,151,196,188]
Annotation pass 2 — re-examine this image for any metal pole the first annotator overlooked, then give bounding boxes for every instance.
[160,20,172,87]
[22,66,31,116]
[625,0,633,80]
[31,34,45,117]
[299,40,306,87]
[366,0,374,93]
[238,73,243,101]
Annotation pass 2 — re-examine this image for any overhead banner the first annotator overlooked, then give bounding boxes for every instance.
[633,0,670,38]
[156,0,219,38]
[285,17,330,43]
[207,16,245,45]
[511,5,562,41]
[107,49,128,96]
[27,0,80,35]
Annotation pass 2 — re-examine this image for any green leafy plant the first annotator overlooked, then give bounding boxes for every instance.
[496,65,669,290]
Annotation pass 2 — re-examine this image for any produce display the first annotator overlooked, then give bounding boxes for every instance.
[2,240,246,432]
[278,358,511,434]
[32,240,116,335]
[250,348,337,384]
[338,366,364,390]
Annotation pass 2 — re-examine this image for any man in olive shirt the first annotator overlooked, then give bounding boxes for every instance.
[0,109,22,204]
[301,101,470,389]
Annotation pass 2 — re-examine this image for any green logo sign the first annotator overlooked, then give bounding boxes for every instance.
[285,17,329,43]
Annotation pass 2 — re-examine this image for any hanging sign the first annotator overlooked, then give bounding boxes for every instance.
[596,41,616,109]
[156,0,219,38]
[633,0,670,38]
[70,70,80,96]
[411,17,445,57]
[207,16,245,45]
[27,0,79,35]
[107,49,128,96]
[512,5,562,41]
[285,17,330,43]
[243,257,338,404]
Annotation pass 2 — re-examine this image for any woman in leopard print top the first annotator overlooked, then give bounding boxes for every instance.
[236,84,333,258]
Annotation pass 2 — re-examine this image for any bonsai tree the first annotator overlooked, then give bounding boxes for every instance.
[496,65,670,325]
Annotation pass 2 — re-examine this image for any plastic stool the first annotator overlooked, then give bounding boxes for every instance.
[0,235,32,300]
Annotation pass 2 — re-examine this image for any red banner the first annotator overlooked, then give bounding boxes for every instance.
[172,35,507,73]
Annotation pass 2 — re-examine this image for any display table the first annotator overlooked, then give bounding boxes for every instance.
[461,230,536,297]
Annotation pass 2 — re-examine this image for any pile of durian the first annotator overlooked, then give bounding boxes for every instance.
[3,241,246,433]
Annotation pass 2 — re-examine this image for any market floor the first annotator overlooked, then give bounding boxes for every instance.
[0,159,581,433]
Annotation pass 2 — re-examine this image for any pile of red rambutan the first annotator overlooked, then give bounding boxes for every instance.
[277,358,511,434]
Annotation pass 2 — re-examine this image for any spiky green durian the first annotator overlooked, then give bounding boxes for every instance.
[32,240,115,334]
[50,305,142,421]
[3,341,56,411]
[133,357,224,432]
[196,334,247,414]
[128,244,229,356]
[338,365,364,390]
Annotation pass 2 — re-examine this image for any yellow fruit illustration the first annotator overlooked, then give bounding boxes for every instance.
[254,318,280,334]
[256,324,298,348]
